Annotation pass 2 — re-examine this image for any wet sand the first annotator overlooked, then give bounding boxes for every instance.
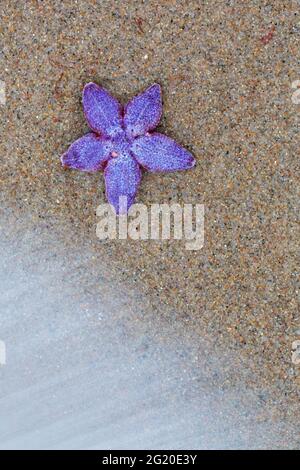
[0,0,299,448]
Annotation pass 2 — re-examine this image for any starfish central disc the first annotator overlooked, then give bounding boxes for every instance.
[111,131,132,159]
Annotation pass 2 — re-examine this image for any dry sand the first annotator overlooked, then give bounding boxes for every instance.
[0,0,299,448]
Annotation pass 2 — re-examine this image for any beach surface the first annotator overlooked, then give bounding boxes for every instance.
[0,0,299,448]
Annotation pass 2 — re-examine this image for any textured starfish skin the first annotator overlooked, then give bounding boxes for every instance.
[61,83,196,214]
[61,133,111,172]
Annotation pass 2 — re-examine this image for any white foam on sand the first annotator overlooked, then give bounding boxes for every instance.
[0,214,293,449]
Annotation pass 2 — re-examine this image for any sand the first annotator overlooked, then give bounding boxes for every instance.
[0,0,299,448]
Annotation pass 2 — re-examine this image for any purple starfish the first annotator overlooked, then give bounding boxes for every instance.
[61,83,195,214]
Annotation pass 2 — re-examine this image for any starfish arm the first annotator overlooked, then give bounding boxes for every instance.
[83,83,123,137]
[124,83,162,138]
[61,133,112,172]
[104,155,142,214]
[131,133,195,172]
